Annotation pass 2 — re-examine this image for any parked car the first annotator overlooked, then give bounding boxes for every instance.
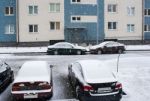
[47,42,87,55]
[68,60,122,101]
[89,41,125,54]
[0,60,14,92]
[11,61,53,100]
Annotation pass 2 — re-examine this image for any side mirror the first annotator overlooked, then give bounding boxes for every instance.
[50,65,54,68]
[68,64,72,68]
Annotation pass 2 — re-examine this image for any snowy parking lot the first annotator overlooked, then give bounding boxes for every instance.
[0,51,150,101]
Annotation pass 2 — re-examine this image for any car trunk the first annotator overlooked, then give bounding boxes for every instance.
[88,82,118,94]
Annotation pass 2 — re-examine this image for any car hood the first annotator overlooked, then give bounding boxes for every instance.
[74,46,88,51]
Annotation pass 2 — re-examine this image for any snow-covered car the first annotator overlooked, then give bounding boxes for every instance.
[47,42,87,55]
[11,61,53,100]
[90,41,125,54]
[0,60,14,92]
[68,60,122,101]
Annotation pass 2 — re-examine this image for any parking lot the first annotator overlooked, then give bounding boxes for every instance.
[0,51,150,101]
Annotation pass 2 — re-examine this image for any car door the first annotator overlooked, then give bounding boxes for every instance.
[105,42,114,53]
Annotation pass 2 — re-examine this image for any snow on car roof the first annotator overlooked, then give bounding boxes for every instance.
[77,60,117,83]
[14,61,51,83]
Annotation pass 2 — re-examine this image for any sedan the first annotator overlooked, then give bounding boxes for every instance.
[90,41,125,54]
[68,60,122,101]
[11,61,53,100]
[47,42,87,55]
[0,60,14,92]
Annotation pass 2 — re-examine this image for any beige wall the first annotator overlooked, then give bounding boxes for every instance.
[105,0,143,40]
[18,0,64,42]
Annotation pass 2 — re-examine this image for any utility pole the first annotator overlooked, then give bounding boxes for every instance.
[96,0,99,44]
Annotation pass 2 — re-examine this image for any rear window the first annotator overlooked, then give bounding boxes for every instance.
[0,62,7,73]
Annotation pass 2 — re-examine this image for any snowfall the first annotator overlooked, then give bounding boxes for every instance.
[0,45,150,101]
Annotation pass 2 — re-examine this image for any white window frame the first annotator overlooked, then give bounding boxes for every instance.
[127,6,135,16]
[28,5,38,15]
[49,3,60,12]
[71,0,81,4]
[5,6,14,16]
[50,22,60,30]
[127,24,135,32]
[145,9,150,16]
[29,24,38,33]
[71,16,81,22]
[108,4,117,13]
[108,22,117,30]
[144,25,150,32]
[5,24,15,34]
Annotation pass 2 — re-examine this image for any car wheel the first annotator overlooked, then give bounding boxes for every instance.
[97,50,102,54]
[75,86,81,99]
[77,50,81,55]
[118,49,123,54]
[54,51,58,55]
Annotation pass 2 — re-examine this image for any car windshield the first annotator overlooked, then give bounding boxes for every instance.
[0,61,7,73]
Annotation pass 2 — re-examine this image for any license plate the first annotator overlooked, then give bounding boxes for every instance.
[98,87,111,93]
[24,93,38,99]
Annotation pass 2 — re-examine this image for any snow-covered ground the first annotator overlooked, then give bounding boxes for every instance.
[0,45,150,53]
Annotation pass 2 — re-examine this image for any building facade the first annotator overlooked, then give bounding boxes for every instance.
[144,0,150,40]
[18,0,64,42]
[64,0,104,43]
[0,0,16,42]
[104,0,143,41]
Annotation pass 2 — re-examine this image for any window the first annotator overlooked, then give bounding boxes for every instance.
[108,4,117,13]
[71,0,81,3]
[29,6,38,15]
[5,24,15,34]
[5,7,14,15]
[50,22,60,30]
[71,16,81,22]
[127,24,135,32]
[49,3,60,12]
[108,22,117,30]
[145,9,150,16]
[29,25,38,33]
[127,7,135,16]
[144,25,150,32]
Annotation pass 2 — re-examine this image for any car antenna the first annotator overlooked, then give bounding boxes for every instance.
[117,53,121,72]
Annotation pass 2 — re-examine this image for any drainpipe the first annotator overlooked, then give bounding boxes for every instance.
[142,0,145,44]
[16,0,19,44]
[96,0,99,44]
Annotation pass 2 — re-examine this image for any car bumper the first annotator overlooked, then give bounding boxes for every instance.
[12,89,53,100]
[80,92,122,101]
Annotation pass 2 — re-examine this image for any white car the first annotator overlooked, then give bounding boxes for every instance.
[68,60,122,101]
[47,42,87,55]
[11,61,53,100]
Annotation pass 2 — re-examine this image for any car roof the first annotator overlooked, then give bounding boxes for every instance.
[14,61,51,83]
[77,60,117,83]
[55,42,74,46]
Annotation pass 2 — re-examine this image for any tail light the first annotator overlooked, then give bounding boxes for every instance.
[12,83,24,91]
[82,85,94,92]
[115,82,122,90]
[38,82,51,89]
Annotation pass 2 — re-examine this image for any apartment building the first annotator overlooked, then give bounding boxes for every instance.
[104,0,143,41]
[0,0,16,42]
[144,0,150,40]
[64,0,104,43]
[18,0,64,42]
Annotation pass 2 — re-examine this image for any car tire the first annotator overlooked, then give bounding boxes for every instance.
[75,86,81,99]
[97,50,102,54]
[54,51,58,55]
[118,49,123,54]
[77,50,81,55]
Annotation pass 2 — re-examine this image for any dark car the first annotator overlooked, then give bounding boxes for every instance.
[47,42,87,55]
[0,60,14,92]
[68,60,122,101]
[89,41,125,54]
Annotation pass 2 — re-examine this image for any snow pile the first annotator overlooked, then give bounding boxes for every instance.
[126,45,150,51]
